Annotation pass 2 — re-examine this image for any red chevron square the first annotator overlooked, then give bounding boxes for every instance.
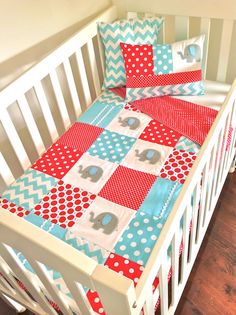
[139,120,181,147]
[99,166,156,210]
[57,122,104,152]
[32,143,82,179]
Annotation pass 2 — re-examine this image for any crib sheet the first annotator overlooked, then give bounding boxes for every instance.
[0,89,210,314]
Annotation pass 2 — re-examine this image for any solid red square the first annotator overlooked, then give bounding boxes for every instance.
[57,122,104,152]
[31,143,82,179]
[99,166,156,210]
[139,120,181,147]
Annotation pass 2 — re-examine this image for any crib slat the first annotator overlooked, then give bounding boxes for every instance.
[1,110,31,171]
[127,12,138,19]
[63,280,94,315]
[49,69,71,130]
[159,255,168,314]
[75,49,92,107]
[0,153,15,187]
[17,95,46,156]
[171,232,180,307]
[0,243,57,315]
[34,81,59,142]
[175,16,189,41]
[180,204,191,281]
[143,283,155,315]
[63,58,82,117]
[86,39,101,97]
[216,20,234,82]
[200,18,211,79]
[0,258,34,304]
[26,258,74,315]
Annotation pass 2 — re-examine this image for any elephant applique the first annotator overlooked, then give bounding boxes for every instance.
[135,149,161,164]
[118,116,140,130]
[78,165,103,182]
[177,44,201,63]
[89,211,118,234]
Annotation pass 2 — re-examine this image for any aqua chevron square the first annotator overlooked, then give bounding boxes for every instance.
[87,130,136,163]
[78,102,123,128]
[98,17,163,89]
[98,90,126,107]
[176,136,201,153]
[65,231,110,264]
[2,169,58,210]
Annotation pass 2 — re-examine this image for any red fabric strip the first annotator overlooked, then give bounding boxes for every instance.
[126,70,202,88]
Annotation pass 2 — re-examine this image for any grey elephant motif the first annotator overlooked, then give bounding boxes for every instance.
[78,165,103,182]
[177,44,201,63]
[135,149,161,164]
[89,211,118,234]
[118,116,140,130]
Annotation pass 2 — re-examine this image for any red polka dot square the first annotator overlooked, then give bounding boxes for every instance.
[31,143,82,179]
[57,122,104,152]
[105,253,143,286]
[33,180,96,229]
[159,149,197,184]
[87,290,105,315]
[139,120,181,147]
[0,199,30,218]
[120,43,154,77]
[99,166,156,210]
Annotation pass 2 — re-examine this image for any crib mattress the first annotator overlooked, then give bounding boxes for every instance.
[0,84,224,314]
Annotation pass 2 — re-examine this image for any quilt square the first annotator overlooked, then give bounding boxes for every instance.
[33,180,96,229]
[99,166,157,210]
[57,122,103,152]
[65,232,110,264]
[1,169,58,211]
[124,103,141,113]
[87,130,136,163]
[69,197,135,251]
[105,253,143,286]
[0,199,30,218]
[160,149,197,184]
[139,120,181,147]
[175,136,200,154]
[106,108,151,138]
[121,139,173,176]
[62,154,118,194]
[31,143,82,179]
[114,211,163,266]
[139,177,182,219]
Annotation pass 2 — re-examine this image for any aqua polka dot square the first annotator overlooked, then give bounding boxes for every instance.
[154,44,173,74]
[87,130,136,163]
[114,211,164,266]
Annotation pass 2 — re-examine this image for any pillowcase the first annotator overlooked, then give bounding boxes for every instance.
[120,35,205,102]
[98,17,164,89]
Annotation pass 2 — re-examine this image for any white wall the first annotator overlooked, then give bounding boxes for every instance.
[0,0,111,89]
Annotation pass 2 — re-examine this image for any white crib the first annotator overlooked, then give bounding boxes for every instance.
[0,4,236,315]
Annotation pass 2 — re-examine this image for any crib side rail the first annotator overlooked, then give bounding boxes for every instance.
[127,11,236,84]
[0,210,137,315]
[0,5,117,192]
[134,79,236,315]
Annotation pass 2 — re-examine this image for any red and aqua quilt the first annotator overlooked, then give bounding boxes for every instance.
[0,89,217,314]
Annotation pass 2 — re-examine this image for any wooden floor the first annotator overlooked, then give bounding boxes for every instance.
[0,172,235,315]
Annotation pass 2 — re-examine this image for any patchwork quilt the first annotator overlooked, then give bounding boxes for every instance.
[0,89,217,314]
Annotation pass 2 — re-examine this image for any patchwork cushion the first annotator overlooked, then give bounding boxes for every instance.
[98,17,164,89]
[120,35,205,102]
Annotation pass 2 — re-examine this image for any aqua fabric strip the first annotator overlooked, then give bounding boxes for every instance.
[139,177,182,219]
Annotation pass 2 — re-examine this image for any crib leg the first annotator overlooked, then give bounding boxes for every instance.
[0,293,26,313]
[229,155,236,173]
